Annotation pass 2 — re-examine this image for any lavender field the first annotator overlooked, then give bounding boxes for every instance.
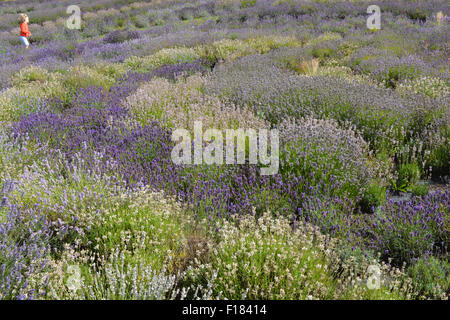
[0,0,448,300]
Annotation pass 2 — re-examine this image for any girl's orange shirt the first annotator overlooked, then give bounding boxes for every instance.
[20,22,31,37]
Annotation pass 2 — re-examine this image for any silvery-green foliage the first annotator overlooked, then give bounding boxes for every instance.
[279,117,375,197]
[207,53,448,169]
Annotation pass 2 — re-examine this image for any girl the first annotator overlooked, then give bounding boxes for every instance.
[19,14,31,49]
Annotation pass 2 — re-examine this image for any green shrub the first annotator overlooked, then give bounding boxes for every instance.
[132,14,149,28]
[196,39,255,64]
[89,62,128,79]
[62,65,116,95]
[397,76,449,98]
[306,32,342,46]
[240,0,257,8]
[279,118,375,199]
[409,183,429,197]
[126,47,200,72]
[408,256,449,299]
[311,47,333,61]
[0,66,66,121]
[429,139,450,181]
[406,8,428,22]
[116,17,127,29]
[11,66,50,87]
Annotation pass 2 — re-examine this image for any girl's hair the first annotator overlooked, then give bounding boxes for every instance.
[19,14,28,23]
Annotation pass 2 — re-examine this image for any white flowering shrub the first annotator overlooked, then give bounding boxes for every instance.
[126,47,200,72]
[126,75,268,131]
[397,76,449,98]
[183,211,415,300]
